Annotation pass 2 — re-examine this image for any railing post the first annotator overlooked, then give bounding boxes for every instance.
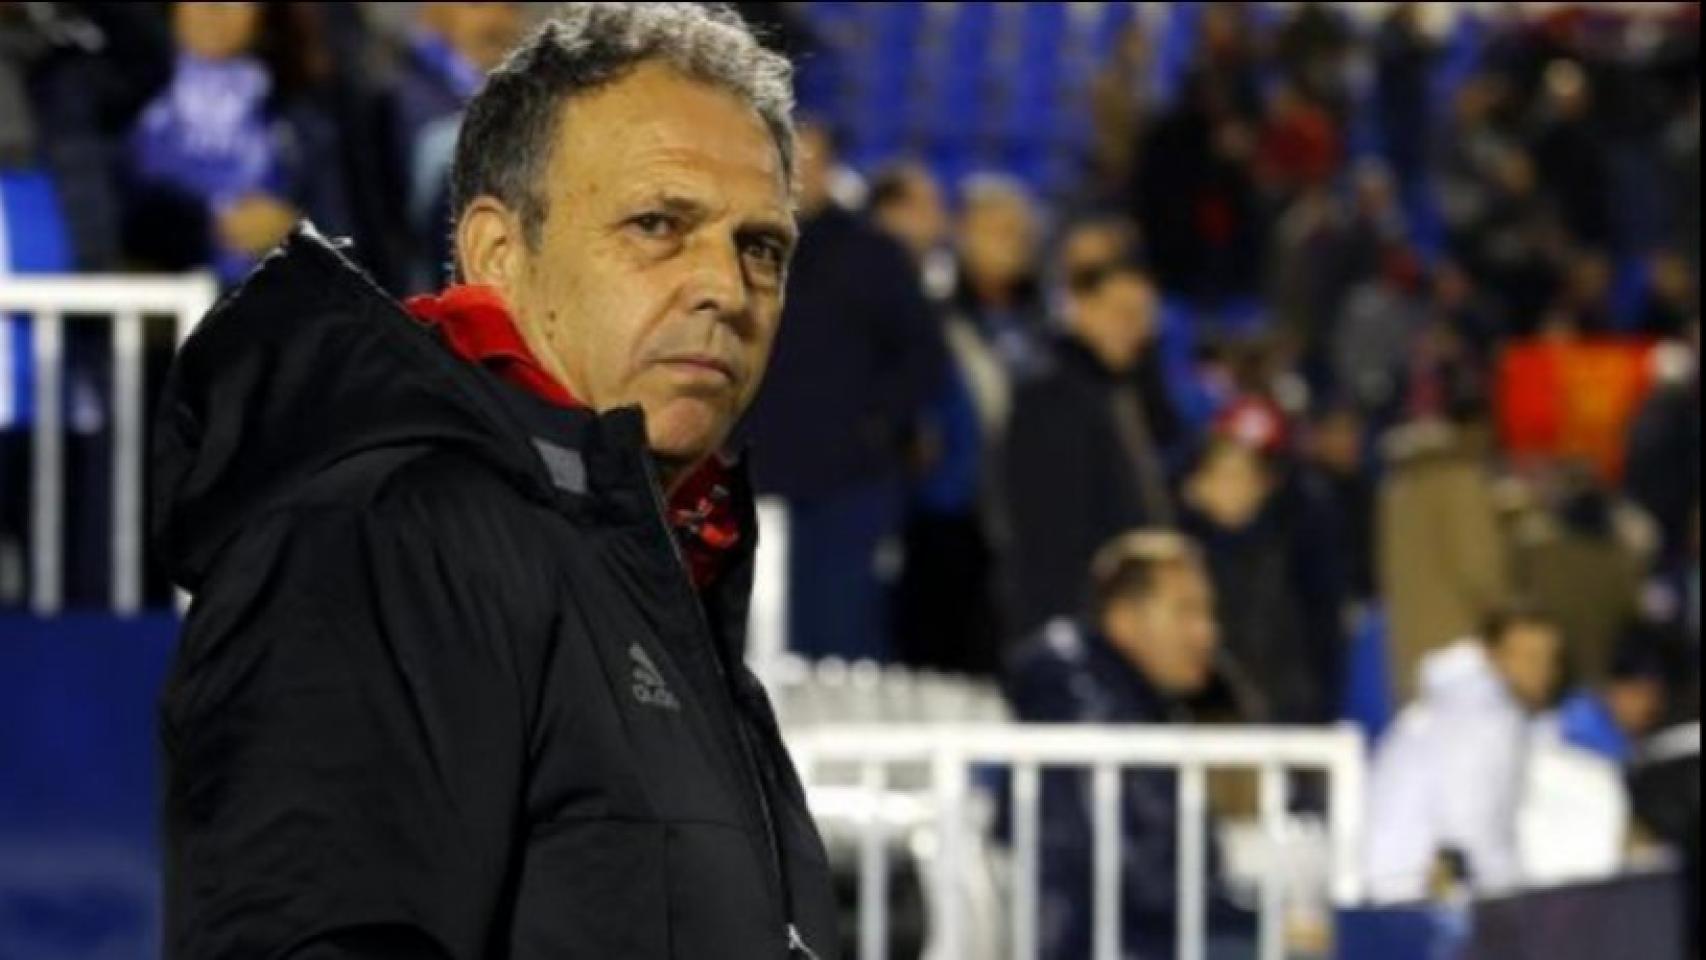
[29,310,63,616]
[750,496,791,688]
[931,737,968,960]
[1329,724,1367,906]
[1176,763,1208,960]
[1091,763,1123,960]
[110,311,144,615]
[859,759,890,960]
[1257,762,1289,960]
[1011,762,1040,960]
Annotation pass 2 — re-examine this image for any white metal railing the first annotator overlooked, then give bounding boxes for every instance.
[0,274,218,615]
[789,723,1366,960]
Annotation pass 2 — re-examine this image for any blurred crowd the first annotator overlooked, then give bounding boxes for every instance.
[0,0,1700,945]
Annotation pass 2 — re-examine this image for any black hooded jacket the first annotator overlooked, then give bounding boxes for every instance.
[151,228,839,960]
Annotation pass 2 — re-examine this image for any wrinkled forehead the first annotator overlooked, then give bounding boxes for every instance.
[550,64,791,212]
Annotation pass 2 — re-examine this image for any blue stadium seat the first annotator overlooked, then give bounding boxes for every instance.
[1340,606,1395,744]
[1089,0,1138,62]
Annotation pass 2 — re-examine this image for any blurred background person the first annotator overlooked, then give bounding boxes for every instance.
[1048,212,1142,319]
[871,160,1004,675]
[1378,408,1512,701]
[1553,636,1673,766]
[1006,532,1254,960]
[1365,603,1564,903]
[1085,21,1154,207]
[1003,259,1178,637]
[1304,403,1378,610]
[1333,245,1429,424]
[1372,3,1437,204]
[122,1,354,286]
[951,173,1047,377]
[1180,401,1346,724]
[386,1,522,289]
[1131,4,1264,305]
[743,120,946,663]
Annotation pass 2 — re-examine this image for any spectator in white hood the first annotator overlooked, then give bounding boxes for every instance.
[1364,603,1563,903]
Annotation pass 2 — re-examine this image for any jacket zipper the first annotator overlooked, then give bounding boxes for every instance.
[787,922,822,959]
[637,454,800,955]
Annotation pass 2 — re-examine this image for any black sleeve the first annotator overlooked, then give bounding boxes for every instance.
[160,503,531,960]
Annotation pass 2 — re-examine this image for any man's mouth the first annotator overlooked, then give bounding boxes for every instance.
[655,356,737,383]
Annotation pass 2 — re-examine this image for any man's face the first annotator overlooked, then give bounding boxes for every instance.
[878,169,947,259]
[474,63,795,472]
[1073,272,1157,371]
[958,194,1035,291]
[1186,442,1272,531]
[1058,223,1132,281]
[1310,409,1363,474]
[1492,622,1563,712]
[1606,677,1666,740]
[174,1,259,61]
[1106,563,1220,697]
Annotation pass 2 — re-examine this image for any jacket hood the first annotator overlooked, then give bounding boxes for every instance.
[151,226,567,589]
[1417,639,1513,711]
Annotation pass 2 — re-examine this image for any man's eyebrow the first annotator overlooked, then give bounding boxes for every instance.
[647,193,712,220]
[740,214,799,253]
[633,191,797,249]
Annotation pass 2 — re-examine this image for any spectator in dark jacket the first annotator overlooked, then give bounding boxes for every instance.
[1373,3,1435,196]
[1003,262,1180,637]
[1626,322,1701,572]
[1133,66,1264,303]
[1181,404,1346,724]
[1007,532,1253,960]
[1530,59,1612,249]
[1305,403,1377,606]
[872,162,1003,675]
[1003,261,1179,637]
[743,122,947,662]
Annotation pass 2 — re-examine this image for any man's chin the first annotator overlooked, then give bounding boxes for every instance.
[643,402,728,468]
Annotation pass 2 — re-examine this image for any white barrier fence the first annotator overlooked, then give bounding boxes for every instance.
[0,274,218,616]
[789,724,1366,960]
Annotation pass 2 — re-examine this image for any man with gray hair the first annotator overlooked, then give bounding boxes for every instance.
[153,5,836,958]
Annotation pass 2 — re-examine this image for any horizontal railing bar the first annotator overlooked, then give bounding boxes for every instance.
[0,274,218,315]
[787,724,1362,767]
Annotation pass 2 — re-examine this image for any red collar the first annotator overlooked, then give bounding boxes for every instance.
[405,285,743,589]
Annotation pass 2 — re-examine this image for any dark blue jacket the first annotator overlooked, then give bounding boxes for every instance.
[1006,621,1250,960]
[742,205,947,499]
[1002,335,1180,636]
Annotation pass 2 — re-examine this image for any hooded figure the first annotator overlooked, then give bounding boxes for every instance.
[153,227,837,960]
[153,6,836,958]
[1363,608,1563,903]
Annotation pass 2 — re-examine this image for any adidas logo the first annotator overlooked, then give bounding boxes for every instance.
[629,643,681,711]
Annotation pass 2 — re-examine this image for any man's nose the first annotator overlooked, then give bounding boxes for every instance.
[684,233,752,330]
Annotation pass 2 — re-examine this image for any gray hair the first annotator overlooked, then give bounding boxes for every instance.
[447,2,796,255]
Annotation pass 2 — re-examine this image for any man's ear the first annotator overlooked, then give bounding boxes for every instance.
[455,197,526,290]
